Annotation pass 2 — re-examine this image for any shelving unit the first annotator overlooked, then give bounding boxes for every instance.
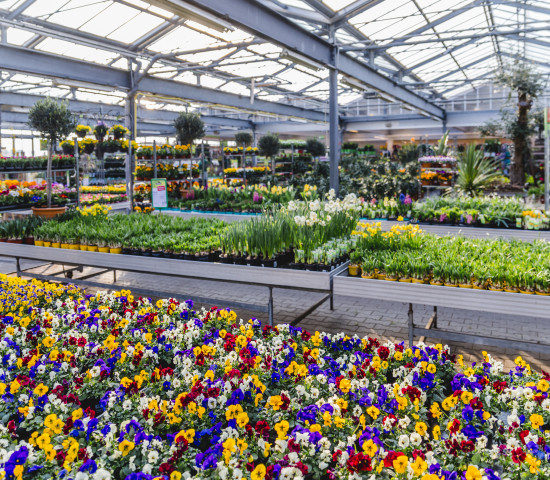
[418,155,457,191]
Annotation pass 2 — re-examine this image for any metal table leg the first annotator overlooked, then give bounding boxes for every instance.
[408,303,414,348]
[268,286,274,326]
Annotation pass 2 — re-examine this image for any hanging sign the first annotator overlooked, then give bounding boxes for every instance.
[151,178,168,209]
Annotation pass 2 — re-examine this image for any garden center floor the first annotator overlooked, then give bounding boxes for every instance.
[2,258,549,373]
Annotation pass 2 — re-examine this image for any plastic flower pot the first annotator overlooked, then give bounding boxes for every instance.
[361,273,376,279]
[43,241,51,247]
[60,243,69,249]
[348,265,361,276]
[34,240,44,247]
[398,277,411,283]
[109,247,122,254]
[69,244,79,250]
[6,239,23,244]
[429,281,443,286]
[51,242,61,248]
[79,245,88,251]
[519,289,535,295]
[458,283,472,288]
[98,246,109,253]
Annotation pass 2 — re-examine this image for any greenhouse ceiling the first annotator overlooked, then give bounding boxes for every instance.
[0,0,549,126]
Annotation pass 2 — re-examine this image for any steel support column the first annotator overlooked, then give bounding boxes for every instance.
[125,93,136,209]
[329,46,339,195]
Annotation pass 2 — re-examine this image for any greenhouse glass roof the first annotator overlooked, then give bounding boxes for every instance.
[0,0,549,118]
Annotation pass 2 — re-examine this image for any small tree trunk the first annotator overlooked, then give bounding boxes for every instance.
[511,92,530,186]
[47,140,53,208]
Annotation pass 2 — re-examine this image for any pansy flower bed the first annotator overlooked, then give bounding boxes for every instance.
[0,274,549,480]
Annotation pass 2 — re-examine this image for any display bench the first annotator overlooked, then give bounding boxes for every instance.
[333,275,550,354]
[378,220,550,242]
[0,243,348,326]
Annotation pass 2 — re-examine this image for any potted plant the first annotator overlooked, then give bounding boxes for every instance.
[75,125,92,138]
[109,124,129,140]
[259,134,280,179]
[93,121,109,141]
[174,112,205,153]
[28,97,75,216]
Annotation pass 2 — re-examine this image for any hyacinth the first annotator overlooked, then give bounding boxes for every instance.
[0,274,549,480]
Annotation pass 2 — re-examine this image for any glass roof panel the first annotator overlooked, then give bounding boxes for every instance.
[322,0,356,11]
[107,12,166,44]
[6,27,36,45]
[78,3,140,37]
[147,25,215,53]
[0,0,24,10]
[36,37,118,64]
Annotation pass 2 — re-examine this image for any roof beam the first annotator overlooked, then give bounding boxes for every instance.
[331,0,385,27]
[160,0,445,118]
[0,91,254,129]
[258,1,329,25]
[5,0,37,20]
[383,0,488,47]
[427,53,494,85]
[0,45,327,122]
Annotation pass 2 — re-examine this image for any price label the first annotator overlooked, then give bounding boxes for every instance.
[151,178,168,209]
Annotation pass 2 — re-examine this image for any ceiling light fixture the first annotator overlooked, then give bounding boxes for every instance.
[341,76,368,91]
[279,49,324,71]
[52,79,118,92]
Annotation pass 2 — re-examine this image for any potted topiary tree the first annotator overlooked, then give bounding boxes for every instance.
[258,133,280,179]
[174,112,205,153]
[306,137,326,171]
[28,97,75,217]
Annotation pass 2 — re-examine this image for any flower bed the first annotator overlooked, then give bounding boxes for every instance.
[0,181,75,210]
[80,194,128,206]
[352,222,550,293]
[0,274,549,480]
[412,196,526,228]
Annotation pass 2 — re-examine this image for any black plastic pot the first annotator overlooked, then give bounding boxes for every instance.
[261,258,276,268]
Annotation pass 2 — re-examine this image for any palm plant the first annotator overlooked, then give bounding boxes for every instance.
[452,144,500,197]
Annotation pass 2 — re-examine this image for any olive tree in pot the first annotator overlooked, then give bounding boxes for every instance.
[235,132,253,147]
[496,62,544,186]
[28,97,75,215]
[306,137,326,173]
[259,134,280,179]
[174,112,206,155]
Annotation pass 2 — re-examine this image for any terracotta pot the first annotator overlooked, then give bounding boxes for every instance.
[6,239,23,244]
[32,206,67,219]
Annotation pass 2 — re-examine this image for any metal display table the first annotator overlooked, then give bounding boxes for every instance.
[333,275,550,354]
[378,220,550,242]
[0,244,347,326]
